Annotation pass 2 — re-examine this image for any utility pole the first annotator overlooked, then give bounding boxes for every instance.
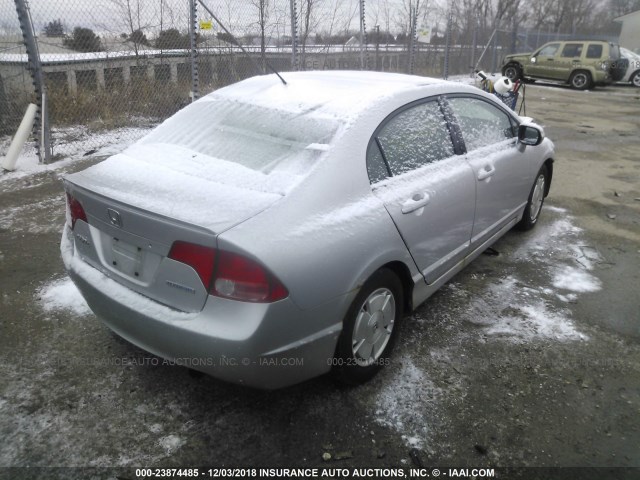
[14,0,50,163]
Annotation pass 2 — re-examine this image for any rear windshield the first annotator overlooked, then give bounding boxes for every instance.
[141,97,342,175]
[609,44,620,60]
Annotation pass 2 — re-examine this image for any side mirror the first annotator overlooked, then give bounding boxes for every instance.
[530,56,537,63]
[518,124,543,146]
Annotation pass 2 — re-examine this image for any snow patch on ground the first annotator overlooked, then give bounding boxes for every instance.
[374,357,441,449]
[462,207,598,343]
[465,276,588,342]
[149,423,163,434]
[158,435,185,454]
[0,197,65,234]
[552,265,602,293]
[0,125,151,187]
[38,276,91,316]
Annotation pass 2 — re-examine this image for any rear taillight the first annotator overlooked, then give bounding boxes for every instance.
[212,250,288,303]
[167,241,288,303]
[66,192,87,229]
[168,241,216,289]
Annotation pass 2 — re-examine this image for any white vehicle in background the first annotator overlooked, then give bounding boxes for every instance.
[619,47,640,87]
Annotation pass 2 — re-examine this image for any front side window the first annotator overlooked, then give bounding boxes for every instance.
[561,43,583,58]
[537,43,560,57]
[368,101,454,182]
[447,97,516,152]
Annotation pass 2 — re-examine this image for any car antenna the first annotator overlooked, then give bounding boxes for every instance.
[197,0,287,86]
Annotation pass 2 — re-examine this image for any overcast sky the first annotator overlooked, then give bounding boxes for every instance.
[1,0,445,38]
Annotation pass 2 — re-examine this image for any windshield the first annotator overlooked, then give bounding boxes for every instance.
[141,97,342,176]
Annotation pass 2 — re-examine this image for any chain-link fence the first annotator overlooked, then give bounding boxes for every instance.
[0,0,620,164]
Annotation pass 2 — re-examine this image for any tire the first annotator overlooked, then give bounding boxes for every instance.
[333,268,403,385]
[569,70,592,90]
[631,71,640,88]
[502,63,522,81]
[517,164,548,231]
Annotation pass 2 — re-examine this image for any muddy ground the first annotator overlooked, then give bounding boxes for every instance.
[0,83,639,479]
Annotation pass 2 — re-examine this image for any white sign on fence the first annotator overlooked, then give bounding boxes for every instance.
[417,26,433,44]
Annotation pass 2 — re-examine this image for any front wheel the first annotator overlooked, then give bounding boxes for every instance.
[333,269,403,385]
[517,164,548,231]
[631,71,640,88]
[503,63,522,81]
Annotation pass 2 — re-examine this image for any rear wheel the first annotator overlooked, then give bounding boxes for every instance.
[631,71,640,88]
[333,269,403,385]
[569,70,592,90]
[517,164,548,231]
[503,63,522,81]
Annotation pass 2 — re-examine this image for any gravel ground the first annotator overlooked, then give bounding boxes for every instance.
[0,83,639,479]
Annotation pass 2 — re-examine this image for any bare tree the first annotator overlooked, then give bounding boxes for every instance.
[299,0,321,69]
[608,0,640,17]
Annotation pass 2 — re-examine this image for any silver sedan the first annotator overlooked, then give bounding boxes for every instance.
[61,71,554,389]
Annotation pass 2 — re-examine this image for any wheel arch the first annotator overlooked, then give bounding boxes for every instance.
[376,261,415,314]
[543,158,554,197]
[503,62,522,78]
[569,68,593,87]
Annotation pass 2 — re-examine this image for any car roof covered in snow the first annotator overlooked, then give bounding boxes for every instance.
[201,70,466,123]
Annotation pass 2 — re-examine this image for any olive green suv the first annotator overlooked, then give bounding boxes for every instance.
[501,40,626,90]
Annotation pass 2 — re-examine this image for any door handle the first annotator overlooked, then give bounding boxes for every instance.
[402,192,431,214]
[477,164,496,181]
[547,58,554,61]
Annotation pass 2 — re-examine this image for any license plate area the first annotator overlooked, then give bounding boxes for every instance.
[111,237,144,278]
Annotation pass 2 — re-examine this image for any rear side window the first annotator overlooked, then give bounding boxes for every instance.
[447,97,516,151]
[538,43,560,57]
[368,100,454,181]
[366,142,391,184]
[561,43,583,58]
[587,44,603,59]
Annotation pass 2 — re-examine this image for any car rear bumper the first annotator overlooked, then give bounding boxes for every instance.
[62,226,344,389]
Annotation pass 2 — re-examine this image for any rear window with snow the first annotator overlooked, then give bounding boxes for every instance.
[140,97,341,176]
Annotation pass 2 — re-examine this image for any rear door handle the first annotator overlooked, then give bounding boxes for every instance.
[477,164,496,181]
[402,192,431,214]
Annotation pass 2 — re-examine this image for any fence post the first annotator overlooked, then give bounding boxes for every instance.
[510,17,517,54]
[408,4,417,74]
[443,11,452,79]
[289,0,299,70]
[490,21,499,74]
[189,0,199,101]
[359,0,368,70]
[470,16,478,77]
[14,0,50,163]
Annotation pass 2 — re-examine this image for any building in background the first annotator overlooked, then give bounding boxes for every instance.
[615,10,640,54]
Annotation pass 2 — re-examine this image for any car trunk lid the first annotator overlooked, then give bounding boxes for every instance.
[64,143,285,312]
